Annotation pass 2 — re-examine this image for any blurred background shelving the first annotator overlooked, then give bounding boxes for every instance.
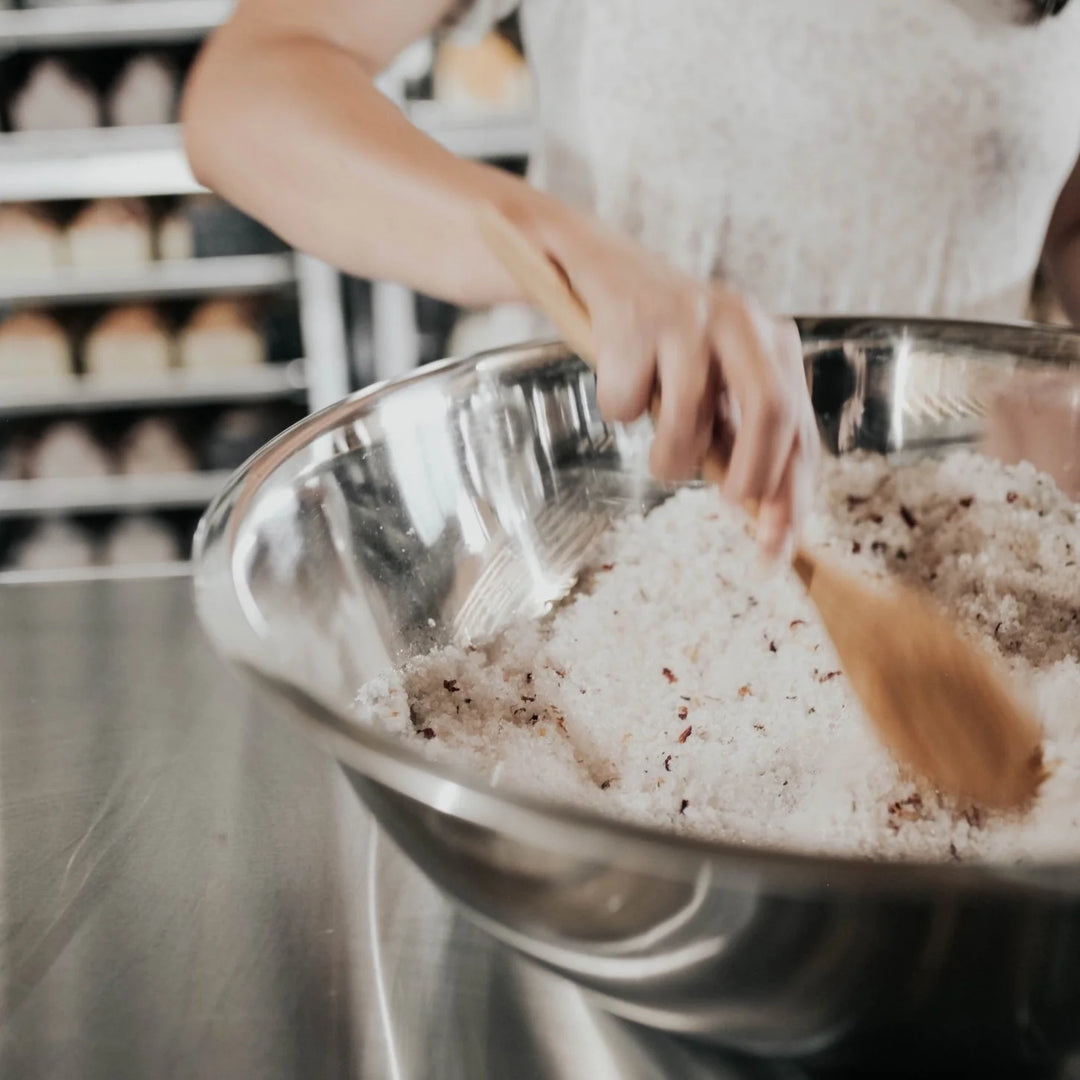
[0,1,233,49]
[0,360,304,415]
[0,469,230,515]
[0,0,535,577]
[0,251,297,304]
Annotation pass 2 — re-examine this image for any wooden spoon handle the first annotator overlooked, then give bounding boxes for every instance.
[477,208,1046,811]
[478,206,595,360]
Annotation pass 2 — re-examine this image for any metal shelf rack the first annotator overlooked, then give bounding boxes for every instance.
[0,111,533,201]
[0,253,296,306]
[0,471,234,517]
[0,3,535,570]
[0,1,233,48]
[0,360,305,418]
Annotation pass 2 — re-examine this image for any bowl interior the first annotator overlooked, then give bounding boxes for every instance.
[192,318,1080,884]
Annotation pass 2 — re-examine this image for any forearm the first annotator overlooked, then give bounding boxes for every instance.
[1043,152,1080,329]
[182,6,815,554]
[1046,230,1080,329]
[182,21,561,307]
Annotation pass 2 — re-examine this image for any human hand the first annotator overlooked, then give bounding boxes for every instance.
[527,208,819,559]
[984,369,1080,500]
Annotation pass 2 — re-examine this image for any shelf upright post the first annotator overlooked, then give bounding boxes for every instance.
[296,254,352,410]
[370,281,422,383]
[366,46,429,385]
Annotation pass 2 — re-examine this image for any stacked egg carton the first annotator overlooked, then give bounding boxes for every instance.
[0,8,310,574]
[0,1,536,574]
[0,197,280,383]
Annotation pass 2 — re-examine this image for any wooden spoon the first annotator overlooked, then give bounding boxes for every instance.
[478,205,1045,811]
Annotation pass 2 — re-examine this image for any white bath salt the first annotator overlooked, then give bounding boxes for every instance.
[354,451,1080,863]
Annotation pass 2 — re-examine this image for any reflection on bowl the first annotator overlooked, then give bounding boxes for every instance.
[985,367,1080,499]
[195,319,1080,1075]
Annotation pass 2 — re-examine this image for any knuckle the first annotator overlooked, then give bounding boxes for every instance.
[667,322,707,365]
[709,290,780,375]
[726,288,767,335]
[595,370,639,422]
[659,345,710,401]
[596,295,642,349]
[625,303,653,344]
[675,285,709,334]
[660,289,706,341]
[755,388,787,428]
[728,472,751,500]
[595,379,623,420]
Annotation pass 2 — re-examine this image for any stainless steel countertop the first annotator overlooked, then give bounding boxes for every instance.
[0,575,759,1080]
[0,575,364,1078]
[5,575,1067,1079]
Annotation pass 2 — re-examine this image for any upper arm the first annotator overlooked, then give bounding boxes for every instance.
[1047,151,1080,258]
[223,0,459,72]
[182,0,460,182]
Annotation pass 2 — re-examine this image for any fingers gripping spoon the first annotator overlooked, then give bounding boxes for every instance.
[477,205,1045,811]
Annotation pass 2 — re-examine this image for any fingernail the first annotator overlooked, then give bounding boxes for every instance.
[754,533,781,575]
[752,526,794,578]
[778,532,795,566]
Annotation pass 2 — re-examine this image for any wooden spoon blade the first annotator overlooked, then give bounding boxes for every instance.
[797,552,1045,810]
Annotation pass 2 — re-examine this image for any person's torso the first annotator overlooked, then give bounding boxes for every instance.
[518,0,1080,319]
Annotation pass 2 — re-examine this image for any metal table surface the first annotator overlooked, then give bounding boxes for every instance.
[4,574,1075,1080]
[0,574,360,1079]
[0,574,789,1080]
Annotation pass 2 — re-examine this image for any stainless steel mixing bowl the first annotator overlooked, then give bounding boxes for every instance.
[194,318,1080,1076]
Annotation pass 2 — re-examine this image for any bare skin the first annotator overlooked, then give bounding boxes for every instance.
[180,0,816,557]
[1046,155,1080,328]
[181,0,1080,557]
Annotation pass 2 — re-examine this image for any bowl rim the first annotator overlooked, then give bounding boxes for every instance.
[196,316,1080,899]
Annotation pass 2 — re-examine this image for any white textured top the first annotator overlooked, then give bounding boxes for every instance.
[459,0,1080,320]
